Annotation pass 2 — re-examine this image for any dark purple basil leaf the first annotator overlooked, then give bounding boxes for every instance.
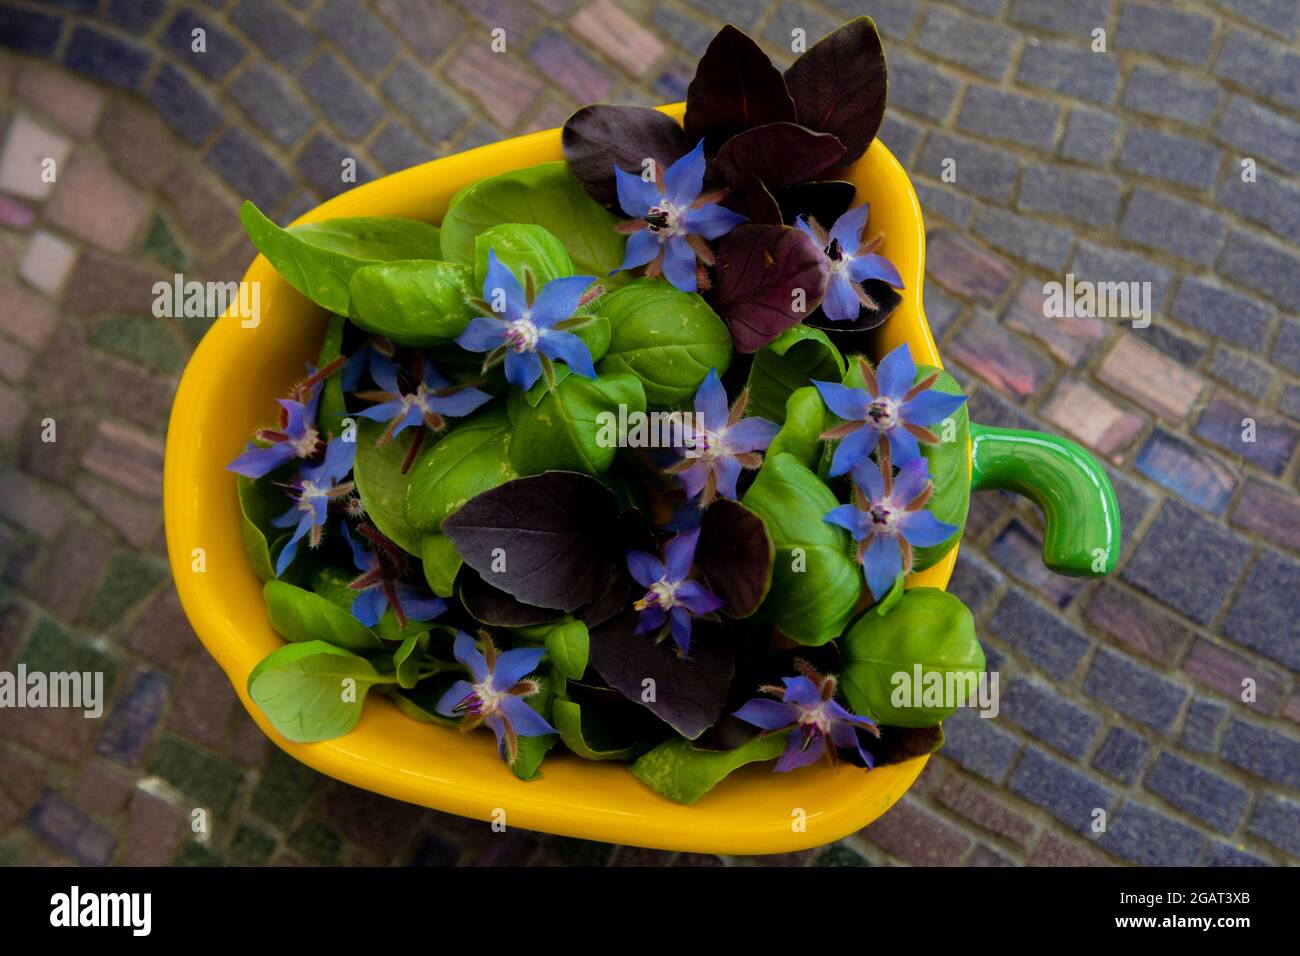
[805,280,903,338]
[456,565,565,627]
[773,180,857,228]
[588,611,735,740]
[562,104,687,208]
[784,16,887,165]
[442,472,621,611]
[684,25,796,152]
[695,499,773,618]
[576,507,654,627]
[713,123,846,189]
[722,173,783,226]
[859,723,945,768]
[713,224,829,353]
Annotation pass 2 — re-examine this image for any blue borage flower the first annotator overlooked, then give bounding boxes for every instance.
[227,359,346,478]
[456,251,600,391]
[733,661,879,772]
[795,204,903,323]
[665,369,779,507]
[341,335,394,392]
[613,139,747,293]
[340,522,446,629]
[435,631,557,766]
[626,527,724,658]
[353,352,491,470]
[825,455,956,601]
[813,343,968,475]
[271,437,357,576]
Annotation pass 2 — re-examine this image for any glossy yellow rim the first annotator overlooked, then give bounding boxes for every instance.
[163,104,954,855]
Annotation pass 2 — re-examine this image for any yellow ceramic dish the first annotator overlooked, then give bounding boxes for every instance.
[163,104,952,855]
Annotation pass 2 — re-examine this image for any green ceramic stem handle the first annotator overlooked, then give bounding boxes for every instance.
[968,423,1121,577]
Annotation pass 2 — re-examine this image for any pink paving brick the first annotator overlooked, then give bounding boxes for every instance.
[0,273,59,350]
[167,653,237,750]
[0,113,71,201]
[74,475,160,548]
[861,798,973,865]
[81,420,165,501]
[1002,278,1106,367]
[18,229,77,295]
[95,98,178,188]
[16,61,106,138]
[445,41,543,128]
[0,379,28,442]
[937,774,1036,846]
[948,314,1053,399]
[0,466,67,539]
[1041,378,1146,460]
[1182,638,1285,715]
[0,194,35,228]
[462,0,544,39]
[1230,478,1300,552]
[0,336,32,387]
[529,29,616,103]
[1028,832,1109,866]
[1096,334,1204,423]
[44,155,150,254]
[570,0,667,78]
[1084,582,1191,665]
[926,231,1015,306]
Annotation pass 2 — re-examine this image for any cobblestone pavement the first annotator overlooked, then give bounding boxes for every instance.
[0,0,1296,868]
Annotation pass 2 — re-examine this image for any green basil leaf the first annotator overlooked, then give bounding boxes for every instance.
[393,631,429,689]
[440,161,625,278]
[420,534,462,598]
[629,732,787,804]
[742,452,860,645]
[263,579,384,651]
[553,698,642,761]
[506,371,645,475]
[353,419,427,555]
[595,278,733,405]
[240,201,441,315]
[317,314,348,433]
[309,565,429,644]
[765,385,826,470]
[839,587,984,728]
[348,260,475,346]
[405,407,516,531]
[247,640,390,743]
[510,679,557,782]
[238,475,285,582]
[473,223,575,290]
[913,365,969,571]
[746,325,845,423]
[389,680,459,728]
[544,617,589,681]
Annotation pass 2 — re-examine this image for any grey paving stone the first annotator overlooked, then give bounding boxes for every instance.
[0,7,63,56]
[1214,29,1300,112]
[1009,0,1111,36]
[1214,0,1298,40]
[1017,41,1119,105]
[1217,175,1300,243]
[1279,383,1300,421]
[369,120,435,173]
[973,208,1073,271]
[940,707,1022,783]
[917,132,1020,203]
[1276,319,1300,376]
[1098,801,1206,866]
[1180,696,1227,755]
[1118,128,1222,191]
[1115,1,1215,65]
[916,183,972,228]
[1059,108,1120,164]
[1002,680,1100,760]
[1118,189,1227,265]
[1009,747,1114,832]
[1207,347,1274,400]
[229,0,316,70]
[1220,717,1300,789]
[761,2,839,57]
[1247,794,1300,856]
[652,3,714,57]
[204,127,295,212]
[147,62,222,147]
[987,587,1092,680]
[946,548,1002,613]
[1019,164,1121,228]
[1170,276,1276,351]
[1122,65,1221,127]
[692,0,768,30]
[63,25,152,90]
[1083,647,1188,733]
[296,132,376,199]
[823,0,919,39]
[879,115,923,165]
[299,52,384,140]
[1071,240,1174,310]
[1144,752,1250,834]
[1216,95,1300,170]
[889,53,961,123]
[1122,499,1251,626]
[314,0,401,79]
[1203,841,1268,866]
[162,7,246,81]
[230,63,314,148]
[1218,229,1300,308]
[380,59,470,148]
[1222,549,1300,671]
[957,86,1061,150]
[916,7,1018,80]
[106,0,166,32]
[1091,727,1150,784]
